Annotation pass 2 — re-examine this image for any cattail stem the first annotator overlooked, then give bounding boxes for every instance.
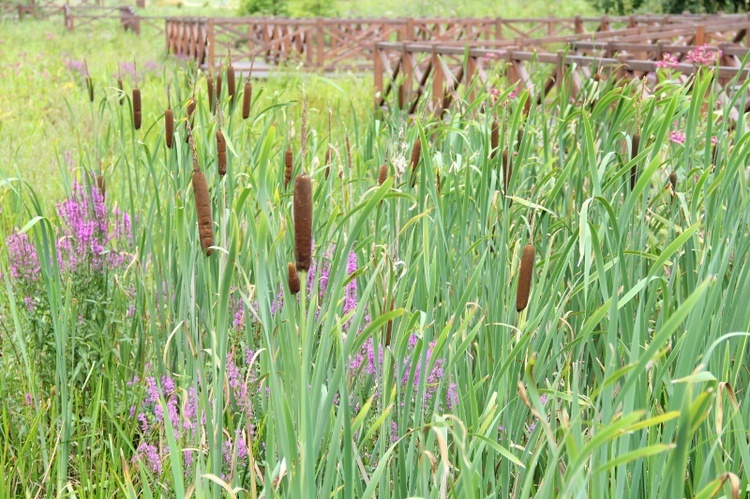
[185,96,196,143]
[294,174,313,271]
[516,244,535,312]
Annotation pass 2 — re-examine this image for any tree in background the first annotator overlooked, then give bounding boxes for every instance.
[591,0,748,13]
[240,0,288,15]
[240,0,337,16]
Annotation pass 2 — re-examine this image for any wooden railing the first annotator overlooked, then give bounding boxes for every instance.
[164,14,750,71]
[373,16,750,115]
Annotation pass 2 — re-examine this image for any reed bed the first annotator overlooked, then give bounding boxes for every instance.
[2,51,750,499]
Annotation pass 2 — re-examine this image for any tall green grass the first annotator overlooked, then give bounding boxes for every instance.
[1,32,750,499]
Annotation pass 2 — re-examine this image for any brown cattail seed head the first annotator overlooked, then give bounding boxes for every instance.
[132,88,142,130]
[517,127,524,149]
[288,262,300,294]
[325,147,332,179]
[242,80,252,119]
[490,120,499,159]
[193,170,214,256]
[516,244,535,312]
[165,108,174,149]
[86,76,94,102]
[207,75,215,112]
[523,95,532,117]
[293,174,313,271]
[630,132,640,191]
[97,174,105,197]
[284,147,293,187]
[502,149,512,193]
[118,79,124,105]
[409,137,422,187]
[669,171,677,196]
[215,73,222,105]
[227,64,236,104]
[185,97,196,143]
[378,163,388,185]
[217,129,227,177]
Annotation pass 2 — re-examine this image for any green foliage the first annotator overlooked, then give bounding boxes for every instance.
[591,0,748,13]
[239,0,289,15]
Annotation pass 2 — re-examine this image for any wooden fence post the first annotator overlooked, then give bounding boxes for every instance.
[64,5,73,31]
[431,48,443,113]
[207,18,215,70]
[495,17,502,39]
[316,17,324,70]
[695,24,706,45]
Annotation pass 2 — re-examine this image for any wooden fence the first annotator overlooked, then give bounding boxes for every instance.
[164,14,750,71]
[373,16,750,115]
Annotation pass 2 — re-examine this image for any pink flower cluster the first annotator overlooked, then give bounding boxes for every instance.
[686,44,722,66]
[670,130,686,144]
[655,52,679,69]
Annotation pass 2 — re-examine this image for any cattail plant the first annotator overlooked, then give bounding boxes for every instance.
[132,61,141,130]
[288,262,300,294]
[216,129,227,177]
[325,104,333,179]
[384,295,395,346]
[216,72,222,106]
[436,168,441,195]
[630,132,640,191]
[207,74,215,113]
[516,243,535,312]
[227,62,236,105]
[85,60,94,103]
[668,171,677,198]
[186,117,214,256]
[185,96,196,143]
[165,86,174,149]
[242,80,252,119]
[117,72,124,105]
[517,126,524,151]
[409,136,422,187]
[345,132,352,173]
[294,174,313,271]
[490,120,499,159]
[284,147,293,188]
[97,174,105,197]
[378,163,388,185]
[216,93,227,177]
[502,149,512,193]
[133,86,141,130]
